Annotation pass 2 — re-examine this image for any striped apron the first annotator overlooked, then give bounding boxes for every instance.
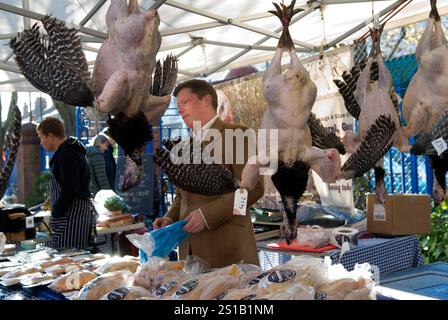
[49,174,92,250]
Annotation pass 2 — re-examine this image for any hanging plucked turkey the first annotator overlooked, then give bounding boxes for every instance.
[10,0,177,191]
[241,0,342,244]
[402,0,448,139]
[402,0,448,204]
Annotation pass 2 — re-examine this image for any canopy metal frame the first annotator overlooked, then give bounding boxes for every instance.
[0,0,430,85]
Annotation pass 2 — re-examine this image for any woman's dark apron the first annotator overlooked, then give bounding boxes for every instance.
[49,174,92,250]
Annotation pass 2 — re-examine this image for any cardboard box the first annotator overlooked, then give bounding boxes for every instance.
[366,193,431,236]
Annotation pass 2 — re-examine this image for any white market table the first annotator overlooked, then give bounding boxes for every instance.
[95,222,146,254]
[96,222,146,235]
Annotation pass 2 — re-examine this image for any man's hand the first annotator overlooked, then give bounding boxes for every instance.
[152,217,173,230]
[184,209,207,233]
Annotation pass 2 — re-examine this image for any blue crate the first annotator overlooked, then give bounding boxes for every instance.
[376,262,448,300]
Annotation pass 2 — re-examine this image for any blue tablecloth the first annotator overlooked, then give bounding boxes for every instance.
[257,235,424,276]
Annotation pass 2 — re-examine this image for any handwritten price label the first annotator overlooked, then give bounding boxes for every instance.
[25,217,34,229]
[233,188,248,216]
[431,137,448,156]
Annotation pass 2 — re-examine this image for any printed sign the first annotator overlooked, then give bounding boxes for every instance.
[373,204,386,222]
[306,47,355,212]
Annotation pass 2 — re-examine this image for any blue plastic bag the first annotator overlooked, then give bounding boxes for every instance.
[139,220,190,262]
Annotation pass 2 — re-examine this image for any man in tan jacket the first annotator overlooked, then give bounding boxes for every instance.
[153,79,264,268]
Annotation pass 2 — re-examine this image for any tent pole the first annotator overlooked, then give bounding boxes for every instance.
[202,40,310,53]
[21,0,30,29]
[79,0,107,26]
[0,2,107,39]
[176,44,196,58]
[0,62,21,74]
[326,0,407,48]
[0,78,28,86]
[150,0,168,10]
[199,4,317,77]
[320,0,393,3]
[160,41,195,51]
[164,0,315,50]
[161,5,313,37]
[2,51,14,64]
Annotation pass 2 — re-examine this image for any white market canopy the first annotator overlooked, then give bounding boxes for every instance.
[1,0,447,92]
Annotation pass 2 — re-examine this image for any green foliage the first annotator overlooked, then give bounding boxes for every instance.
[418,199,448,264]
[24,171,52,207]
[104,195,130,212]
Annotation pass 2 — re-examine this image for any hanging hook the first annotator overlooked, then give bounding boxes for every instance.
[201,43,208,75]
[319,42,324,60]
[372,0,380,30]
[320,3,327,60]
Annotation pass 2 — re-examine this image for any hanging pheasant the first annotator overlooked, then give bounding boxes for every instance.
[154,137,239,196]
[0,105,22,200]
[10,0,177,191]
[334,26,409,204]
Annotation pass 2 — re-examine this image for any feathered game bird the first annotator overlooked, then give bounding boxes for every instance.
[10,0,177,191]
[154,114,345,196]
[154,137,239,196]
[334,26,409,204]
[411,111,448,204]
[240,0,342,244]
[308,112,346,155]
[0,105,22,200]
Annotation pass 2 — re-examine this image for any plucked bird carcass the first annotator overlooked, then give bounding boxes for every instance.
[241,0,342,244]
[402,0,448,141]
[335,26,409,204]
[411,111,448,204]
[9,0,177,191]
[402,0,448,204]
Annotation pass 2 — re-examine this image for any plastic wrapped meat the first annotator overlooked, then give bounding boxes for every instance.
[78,270,134,300]
[100,286,151,300]
[49,270,97,293]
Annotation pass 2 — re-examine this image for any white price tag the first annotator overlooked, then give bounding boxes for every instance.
[233,188,248,216]
[25,217,35,229]
[373,204,386,222]
[431,137,448,156]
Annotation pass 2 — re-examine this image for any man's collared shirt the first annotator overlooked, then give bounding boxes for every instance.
[190,114,219,230]
[192,115,219,142]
